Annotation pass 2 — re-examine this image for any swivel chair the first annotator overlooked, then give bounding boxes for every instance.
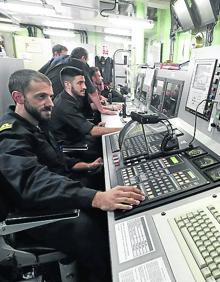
[0,173,80,282]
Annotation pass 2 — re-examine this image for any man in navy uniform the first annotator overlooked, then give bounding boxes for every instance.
[39,44,68,75]
[46,47,117,118]
[0,69,145,282]
[50,66,121,161]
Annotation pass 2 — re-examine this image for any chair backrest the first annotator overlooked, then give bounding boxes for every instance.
[0,188,10,222]
[0,172,16,222]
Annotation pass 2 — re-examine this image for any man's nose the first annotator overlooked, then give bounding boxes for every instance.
[47,97,54,107]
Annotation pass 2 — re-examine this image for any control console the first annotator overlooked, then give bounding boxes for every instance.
[105,127,220,220]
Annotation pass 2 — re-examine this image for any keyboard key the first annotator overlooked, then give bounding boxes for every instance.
[181,227,206,269]
[201,267,212,278]
[170,205,220,282]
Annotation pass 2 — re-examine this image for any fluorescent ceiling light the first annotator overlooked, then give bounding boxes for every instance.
[0,23,20,32]
[0,17,14,23]
[108,15,154,29]
[104,35,130,43]
[43,29,76,38]
[43,21,75,29]
[104,28,131,36]
[0,2,56,16]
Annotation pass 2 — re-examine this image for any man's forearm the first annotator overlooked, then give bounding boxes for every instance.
[72,162,90,170]
[89,91,104,113]
[90,126,121,136]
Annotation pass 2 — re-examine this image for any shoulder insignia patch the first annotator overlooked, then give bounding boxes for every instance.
[0,123,13,132]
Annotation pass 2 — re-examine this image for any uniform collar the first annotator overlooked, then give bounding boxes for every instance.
[8,105,46,133]
[61,89,83,105]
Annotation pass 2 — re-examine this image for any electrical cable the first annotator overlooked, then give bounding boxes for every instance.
[118,119,135,150]
[160,119,173,137]
[141,123,150,156]
[159,118,177,152]
[188,99,211,147]
[100,0,118,17]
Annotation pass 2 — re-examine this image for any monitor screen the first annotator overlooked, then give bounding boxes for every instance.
[134,72,145,100]
[192,0,218,27]
[173,0,196,31]
[142,68,155,105]
[161,80,184,118]
[185,58,217,120]
[150,78,165,112]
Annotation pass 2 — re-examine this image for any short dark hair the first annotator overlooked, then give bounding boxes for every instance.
[60,66,84,86]
[70,47,88,60]
[52,44,68,55]
[89,66,100,78]
[8,69,51,95]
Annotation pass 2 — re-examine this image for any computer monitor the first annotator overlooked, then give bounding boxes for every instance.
[185,58,217,120]
[172,0,196,31]
[134,72,145,101]
[141,68,155,105]
[150,77,165,112]
[161,79,184,118]
[192,0,219,27]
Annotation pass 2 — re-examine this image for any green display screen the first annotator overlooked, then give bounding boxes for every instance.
[170,156,179,164]
[187,170,196,179]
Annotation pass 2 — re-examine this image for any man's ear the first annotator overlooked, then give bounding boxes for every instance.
[81,56,87,62]
[11,91,24,104]
[64,80,71,90]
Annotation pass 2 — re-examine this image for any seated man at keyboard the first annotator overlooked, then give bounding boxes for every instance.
[45,46,117,118]
[50,66,121,161]
[0,69,145,282]
[89,66,122,112]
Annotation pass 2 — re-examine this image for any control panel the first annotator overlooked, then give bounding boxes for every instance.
[114,153,209,219]
[109,123,182,164]
[105,128,220,220]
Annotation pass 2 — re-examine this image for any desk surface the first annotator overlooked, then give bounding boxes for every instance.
[102,112,130,128]
[102,113,220,282]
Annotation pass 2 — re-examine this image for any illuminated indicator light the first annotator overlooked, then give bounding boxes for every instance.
[188,171,196,178]
[170,156,179,164]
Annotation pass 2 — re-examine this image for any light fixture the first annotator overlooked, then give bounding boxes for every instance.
[104,27,131,36]
[108,15,154,29]
[0,23,21,32]
[43,21,75,29]
[104,35,130,44]
[0,17,13,23]
[43,29,76,38]
[0,2,56,16]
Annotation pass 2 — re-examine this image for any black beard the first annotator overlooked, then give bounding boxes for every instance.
[24,99,51,122]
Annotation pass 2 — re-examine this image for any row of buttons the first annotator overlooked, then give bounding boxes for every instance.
[112,154,120,166]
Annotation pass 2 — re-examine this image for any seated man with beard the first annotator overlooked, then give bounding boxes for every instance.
[0,69,145,282]
[50,66,121,161]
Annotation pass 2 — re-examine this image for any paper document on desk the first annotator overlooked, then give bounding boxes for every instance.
[119,257,171,282]
[115,216,154,263]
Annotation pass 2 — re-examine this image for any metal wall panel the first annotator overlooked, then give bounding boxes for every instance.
[0,57,24,116]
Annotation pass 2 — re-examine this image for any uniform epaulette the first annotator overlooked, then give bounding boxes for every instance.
[0,120,14,132]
